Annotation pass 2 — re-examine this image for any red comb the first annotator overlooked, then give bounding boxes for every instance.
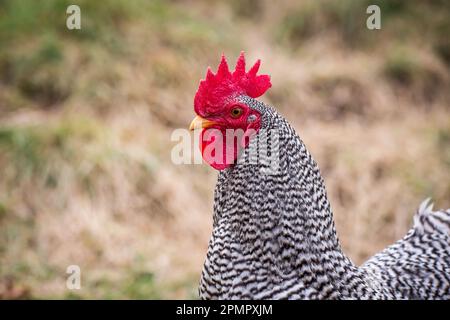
[194,52,272,115]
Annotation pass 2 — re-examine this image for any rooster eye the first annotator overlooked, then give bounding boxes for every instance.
[230,107,243,118]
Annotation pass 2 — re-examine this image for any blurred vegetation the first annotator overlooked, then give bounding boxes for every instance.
[0,0,449,299]
[276,0,450,49]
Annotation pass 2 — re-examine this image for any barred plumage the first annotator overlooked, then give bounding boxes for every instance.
[198,95,450,300]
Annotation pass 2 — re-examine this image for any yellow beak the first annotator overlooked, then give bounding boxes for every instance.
[189,115,217,131]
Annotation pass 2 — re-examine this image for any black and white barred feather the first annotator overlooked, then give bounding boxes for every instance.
[199,95,450,300]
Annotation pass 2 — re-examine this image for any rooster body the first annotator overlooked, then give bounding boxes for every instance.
[191,54,450,300]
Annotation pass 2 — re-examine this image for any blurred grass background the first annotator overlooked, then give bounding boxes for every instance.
[0,0,449,299]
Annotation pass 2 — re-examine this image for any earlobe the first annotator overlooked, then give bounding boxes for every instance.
[247,114,257,123]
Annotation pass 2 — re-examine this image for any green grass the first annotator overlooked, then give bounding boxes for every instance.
[0,201,7,220]
[0,0,149,44]
[0,126,48,174]
[276,0,382,48]
[275,0,450,51]
[0,117,103,178]
[383,46,421,86]
[436,127,450,168]
[10,36,70,106]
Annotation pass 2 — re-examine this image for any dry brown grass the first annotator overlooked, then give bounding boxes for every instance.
[0,0,449,299]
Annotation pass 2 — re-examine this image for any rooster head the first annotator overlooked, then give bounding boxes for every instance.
[190,52,272,170]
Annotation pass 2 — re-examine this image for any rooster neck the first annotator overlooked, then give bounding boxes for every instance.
[200,106,371,299]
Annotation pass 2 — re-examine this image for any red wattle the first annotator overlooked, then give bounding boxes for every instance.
[199,122,260,171]
[200,128,237,170]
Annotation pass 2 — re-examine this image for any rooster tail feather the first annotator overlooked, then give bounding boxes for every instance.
[413,198,450,235]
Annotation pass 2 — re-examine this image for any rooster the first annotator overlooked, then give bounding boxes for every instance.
[189,52,450,299]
